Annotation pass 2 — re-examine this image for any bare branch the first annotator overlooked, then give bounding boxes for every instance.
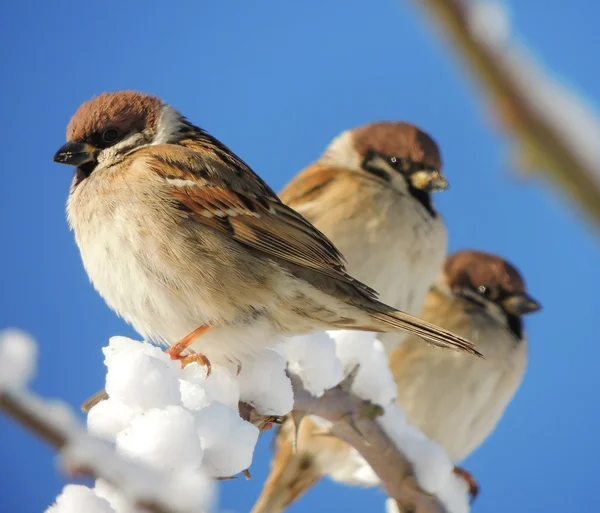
[410,0,600,230]
[289,373,449,513]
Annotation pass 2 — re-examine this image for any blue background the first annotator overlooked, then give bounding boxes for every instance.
[1,1,598,512]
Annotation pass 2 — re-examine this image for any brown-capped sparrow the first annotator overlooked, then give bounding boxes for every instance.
[279,121,449,354]
[252,250,540,512]
[53,91,479,373]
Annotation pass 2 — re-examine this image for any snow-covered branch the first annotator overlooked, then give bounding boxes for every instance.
[0,330,214,513]
[290,372,448,513]
[411,0,600,230]
[1,328,469,513]
[281,331,469,513]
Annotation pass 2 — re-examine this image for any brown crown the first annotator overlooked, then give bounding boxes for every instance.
[66,91,161,142]
[352,121,442,169]
[444,250,527,296]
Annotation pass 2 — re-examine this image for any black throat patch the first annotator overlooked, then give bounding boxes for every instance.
[361,150,437,218]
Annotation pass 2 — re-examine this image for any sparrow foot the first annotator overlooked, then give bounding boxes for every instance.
[167,325,212,374]
[453,466,479,503]
[167,324,211,358]
[258,415,284,431]
[179,353,212,376]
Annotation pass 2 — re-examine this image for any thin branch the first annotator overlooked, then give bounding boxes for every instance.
[0,390,179,513]
[289,373,448,513]
[411,0,600,230]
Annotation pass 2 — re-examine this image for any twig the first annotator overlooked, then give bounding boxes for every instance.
[289,373,448,513]
[410,0,600,230]
[0,390,177,513]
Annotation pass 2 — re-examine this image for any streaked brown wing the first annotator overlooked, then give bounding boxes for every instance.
[279,163,345,208]
[142,144,378,300]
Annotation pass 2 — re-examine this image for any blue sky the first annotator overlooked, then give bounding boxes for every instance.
[1,1,598,512]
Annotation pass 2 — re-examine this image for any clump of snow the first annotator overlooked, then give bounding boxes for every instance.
[0,328,38,390]
[104,337,182,410]
[46,485,114,513]
[237,348,294,415]
[49,335,294,513]
[385,497,400,513]
[87,400,136,441]
[116,406,204,472]
[328,330,396,406]
[84,337,286,483]
[194,401,258,476]
[182,362,240,409]
[279,332,344,397]
[59,427,214,513]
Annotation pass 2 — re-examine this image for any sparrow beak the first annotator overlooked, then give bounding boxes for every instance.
[53,142,97,167]
[409,170,449,193]
[502,293,542,315]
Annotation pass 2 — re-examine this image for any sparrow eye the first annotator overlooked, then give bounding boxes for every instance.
[388,155,407,171]
[477,284,493,298]
[102,128,120,144]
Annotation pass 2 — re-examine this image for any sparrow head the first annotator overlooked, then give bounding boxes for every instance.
[321,122,448,214]
[443,250,541,339]
[53,90,192,178]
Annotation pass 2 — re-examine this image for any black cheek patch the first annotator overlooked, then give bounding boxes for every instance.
[360,150,391,182]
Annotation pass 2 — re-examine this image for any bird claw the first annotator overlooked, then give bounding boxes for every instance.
[257,415,283,431]
[166,325,212,374]
[178,353,212,376]
[453,466,479,503]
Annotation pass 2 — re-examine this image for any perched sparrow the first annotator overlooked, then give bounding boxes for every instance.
[54,91,478,371]
[280,121,449,354]
[252,250,540,512]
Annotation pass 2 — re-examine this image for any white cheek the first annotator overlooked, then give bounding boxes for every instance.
[153,105,184,145]
[97,133,147,165]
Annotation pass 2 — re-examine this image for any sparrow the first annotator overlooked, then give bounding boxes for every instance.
[279,121,449,354]
[53,91,478,371]
[252,249,540,512]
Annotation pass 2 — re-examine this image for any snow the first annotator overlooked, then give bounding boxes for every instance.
[385,497,400,513]
[279,331,344,397]
[116,406,204,472]
[467,0,600,182]
[1,328,469,513]
[237,348,294,415]
[292,330,470,513]
[46,485,114,513]
[0,328,38,390]
[468,0,510,48]
[81,336,288,494]
[328,330,397,406]
[194,401,258,476]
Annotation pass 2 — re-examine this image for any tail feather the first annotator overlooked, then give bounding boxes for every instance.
[251,426,322,513]
[364,302,483,357]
